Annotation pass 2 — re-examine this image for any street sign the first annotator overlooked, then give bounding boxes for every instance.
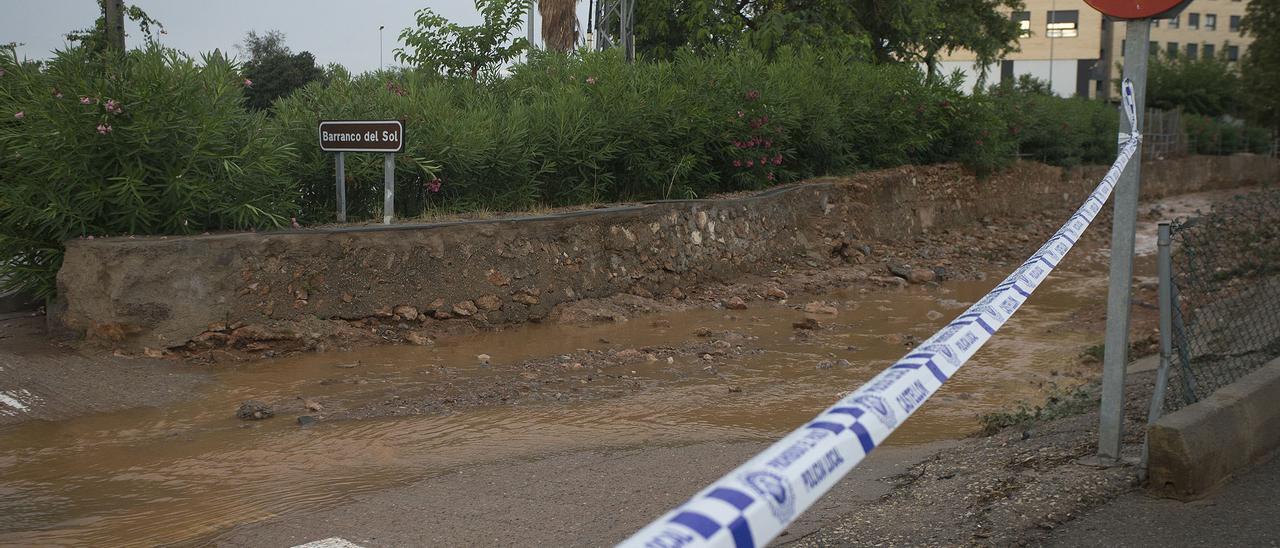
[318,120,404,153]
[319,120,405,224]
[1083,0,1192,20]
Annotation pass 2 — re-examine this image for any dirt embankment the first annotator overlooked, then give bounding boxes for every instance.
[51,154,1276,356]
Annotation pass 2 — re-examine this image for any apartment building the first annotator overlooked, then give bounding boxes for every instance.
[939,0,1255,99]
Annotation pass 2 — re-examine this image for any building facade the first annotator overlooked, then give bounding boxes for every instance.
[939,0,1254,99]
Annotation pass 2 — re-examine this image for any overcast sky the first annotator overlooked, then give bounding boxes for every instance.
[2,1,593,74]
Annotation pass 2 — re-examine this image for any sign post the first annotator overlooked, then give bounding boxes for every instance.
[383,152,395,225]
[1083,0,1188,462]
[335,152,346,223]
[318,120,405,225]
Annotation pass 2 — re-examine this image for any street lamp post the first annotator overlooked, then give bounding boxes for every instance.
[379,25,385,71]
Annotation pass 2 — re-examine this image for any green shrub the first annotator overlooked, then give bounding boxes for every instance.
[274,47,1023,223]
[0,45,297,299]
[991,78,1119,167]
[1185,114,1273,155]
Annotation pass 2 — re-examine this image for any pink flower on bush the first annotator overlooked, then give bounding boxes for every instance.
[767,172,775,181]
[773,154,783,165]
[53,89,64,99]
[291,217,302,229]
[425,178,442,193]
[586,76,597,85]
[14,111,24,120]
[104,99,122,114]
[763,139,772,148]
[760,156,768,165]
[745,89,760,102]
[96,123,112,135]
[80,96,93,105]
[243,78,253,87]
[733,160,741,167]
[746,160,754,167]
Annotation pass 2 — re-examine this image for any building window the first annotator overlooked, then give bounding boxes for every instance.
[1204,43,1215,58]
[1230,15,1241,32]
[1012,11,1031,38]
[1047,10,1079,38]
[1187,43,1199,58]
[1167,42,1180,57]
[1189,13,1200,29]
[1150,41,1160,55]
[1227,45,1239,61]
[1170,15,1180,29]
[1206,14,1217,31]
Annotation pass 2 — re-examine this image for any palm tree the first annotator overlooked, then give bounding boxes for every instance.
[538,0,579,52]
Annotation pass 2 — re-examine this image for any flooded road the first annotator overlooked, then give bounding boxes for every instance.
[0,266,1111,547]
[12,186,1249,547]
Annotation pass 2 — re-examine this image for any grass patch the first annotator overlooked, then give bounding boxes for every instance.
[978,383,1096,436]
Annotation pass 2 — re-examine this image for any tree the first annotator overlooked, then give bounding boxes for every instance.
[539,0,579,52]
[1241,0,1280,130]
[627,0,867,60]
[831,0,1022,75]
[65,0,164,53]
[239,30,324,111]
[395,0,530,80]
[624,0,1022,72]
[1146,51,1241,117]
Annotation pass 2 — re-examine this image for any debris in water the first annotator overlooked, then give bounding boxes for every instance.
[236,400,274,421]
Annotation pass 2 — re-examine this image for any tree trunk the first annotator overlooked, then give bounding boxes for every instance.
[538,0,579,52]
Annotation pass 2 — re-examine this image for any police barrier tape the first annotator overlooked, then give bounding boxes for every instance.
[618,79,1142,548]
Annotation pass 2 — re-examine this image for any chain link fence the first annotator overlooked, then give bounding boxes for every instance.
[1143,108,1187,159]
[1160,188,1280,411]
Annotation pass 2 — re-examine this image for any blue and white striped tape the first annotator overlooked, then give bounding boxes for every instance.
[618,80,1142,548]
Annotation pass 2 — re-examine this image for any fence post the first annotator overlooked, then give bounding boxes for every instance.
[1098,19,1150,462]
[1142,222,1174,478]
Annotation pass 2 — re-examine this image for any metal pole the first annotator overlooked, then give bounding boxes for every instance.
[379,26,384,71]
[1098,18,1151,461]
[383,153,395,225]
[335,152,347,223]
[1049,0,1057,94]
[622,0,635,63]
[1141,222,1174,478]
[528,0,536,52]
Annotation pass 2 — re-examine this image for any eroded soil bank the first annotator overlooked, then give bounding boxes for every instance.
[0,186,1257,546]
[52,155,1277,355]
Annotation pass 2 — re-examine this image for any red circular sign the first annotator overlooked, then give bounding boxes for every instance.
[1084,0,1191,20]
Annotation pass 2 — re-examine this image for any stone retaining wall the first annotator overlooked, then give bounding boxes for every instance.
[52,155,1280,352]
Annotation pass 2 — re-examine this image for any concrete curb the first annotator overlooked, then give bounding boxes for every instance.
[1147,357,1280,499]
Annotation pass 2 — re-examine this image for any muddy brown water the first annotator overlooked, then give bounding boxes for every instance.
[0,266,1116,547]
[4,189,1242,546]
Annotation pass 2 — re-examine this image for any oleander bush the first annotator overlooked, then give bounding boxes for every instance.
[273,47,1021,223]
[991,76,1119,167]
[0,45,297,299]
